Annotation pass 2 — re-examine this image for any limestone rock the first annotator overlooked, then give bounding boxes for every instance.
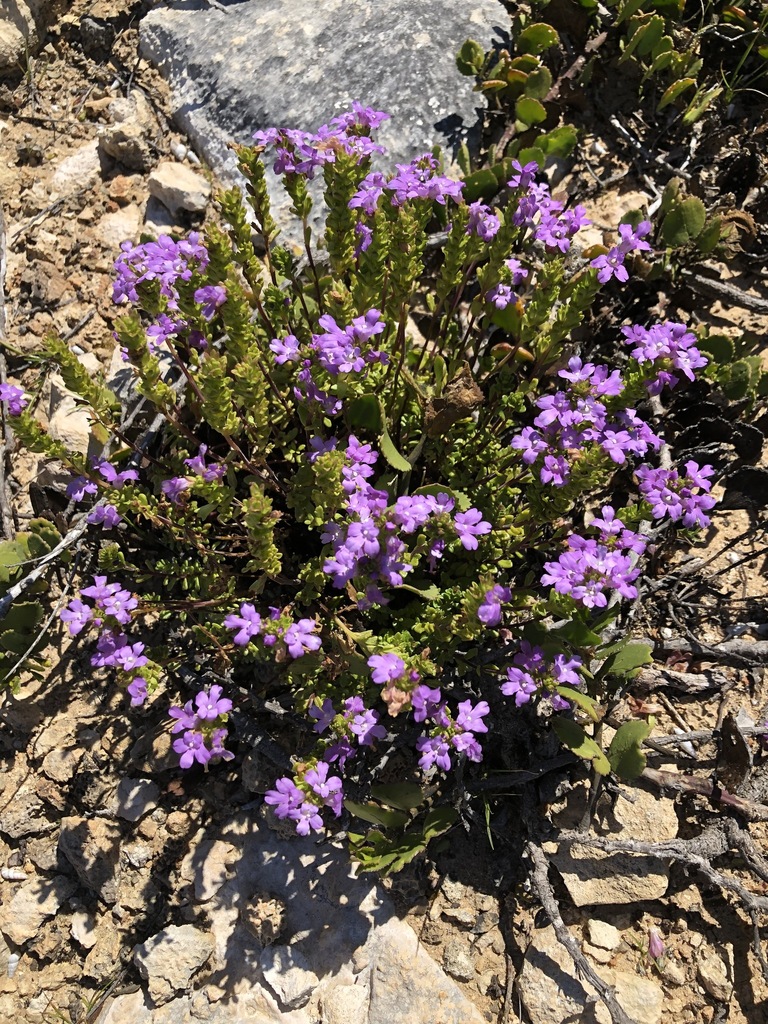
[148,162,211,218]
[95,203,143,249]
[70,909,98,949]
[442,939,475,982]
[320,981,370,1024]
[133,923,215,1005]
[260,943,319,1010]
[0,875,76,945]
[365,918,486,1024]
[518,925,663,1024]
[99,92,156,171]
[551,785,679,906]
[697,951,733,1002]
[140,0,502,234]
[115,778,160,823]
[58,817,122,905]
[586,920,622,951]
[0,0,54,73]
[51,140,105,196]
[240,890,286,948]
[181,838,237,902]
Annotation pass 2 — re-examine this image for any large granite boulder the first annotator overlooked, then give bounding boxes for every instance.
[140,0,506,234]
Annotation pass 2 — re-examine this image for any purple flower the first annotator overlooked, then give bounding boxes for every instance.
[283,618,322,659]
[591,248,629,284]
[411,685,443,723]
[223,603,262,646]
[94,461,138,489]
[169,700,198,733]
[66,476,98,502]
[309,698,336,734]
[454,508,492,550]
[270,334,301,365]
[636,462,716,528]
[264,776,304,818]
[90,630,129,669]
[486,283,514,309]
[507,159,539,190]
[501,668,538,705]
[305,761,343,814]
[113,233,209,309]
[173,730,212,769]
[113,640,148,672]
[209,727,234,761]
[0,383,28,415]
[194,685,233,721]
[648,929,665,960]
[87,504,122,529]
[127,676,148,707]
[416,734,452,772]
[184,444,225,482]
[60,599,93,636]
[456,699,490,735]
[467,201,500,241]
[477,584,512,627]
[161,476,190,504]
[368,652,406,684]
[194,284,227,320]
[349,708,386,746]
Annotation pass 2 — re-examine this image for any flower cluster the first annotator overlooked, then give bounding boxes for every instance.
[320,436,491,606]
[112,233,209,309]
[66,458,138,502]
[510,356,662,486]
[223,603,322,660]
[507,160,590,255]
[622,321,708,394]
[310,694,387,767]
[591,220,652,284]
[415,696,490,772]
[486,257,529,310]
[254,102,389,177]
[349,152,465,214]
[264,761,344,836]
[501,641,583,710]
[169,685,234,768]
[0,382,28,415]
[636,461,716,528]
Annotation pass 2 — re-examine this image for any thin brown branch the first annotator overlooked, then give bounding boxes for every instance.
[526,840,638,1024]
[641,767,768,822]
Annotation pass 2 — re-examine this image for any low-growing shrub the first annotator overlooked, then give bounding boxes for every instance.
[3,105,717,872]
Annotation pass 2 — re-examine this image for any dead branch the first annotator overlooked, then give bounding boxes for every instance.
[635,665,726,693]
[0,203,16,541]
[526,840,638,1024]
[657,637,768,668]
[641,767,768,822]
[680,267,768,314]
[648,725,768,747]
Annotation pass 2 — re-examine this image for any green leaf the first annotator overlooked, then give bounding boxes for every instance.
[660,176,684,214]
[601,641,653,678]
[681,85,723,126]
[657,77,696,110]
[555,686,600,722]
[698,332,736,363]
[412,484,472,511]
[344,800,410,829]
[695,216,722,254]
[347,394,382,432]
[462,167,500,203]
[607,719,652,778]
[423,806,458,840]
[619,16,654,63]
[617,0,649,24]
[433,355,447,395]
[661,197,707,246]
[1,602,43,633]
[722,360,752,400]
[517,23,560,55]
[456,38,486,75]
[370,782,426,810]
[515,96,547,126]
[509,54,542,73]
[550,619,602,648]
[538,125,578,158]
[552,717,611,774]
[636,15,665,56]
[516,146,547,170]
[525,66,553,99]
[378,401,411,473]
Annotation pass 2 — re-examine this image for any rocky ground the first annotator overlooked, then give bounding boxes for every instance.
[1,3,768,1024]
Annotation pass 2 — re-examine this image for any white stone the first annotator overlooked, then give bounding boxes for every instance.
[70,909,98,949]
[133,924,215,1005]
[95,203,142,249]
[0,875,77,944]
[148,162,211,217]
[51,140,103,196]
[260,944,319,1010]
[697,951,732,1002]
[586,919,622,951]
[115,778,160,822]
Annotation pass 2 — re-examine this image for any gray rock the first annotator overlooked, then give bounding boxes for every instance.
[0,875,77,945]
[133,923,215,1005]
[115,778,160,823]
[95,203,143,249]
[58,817,122,905]
[260,943,319,1010]
[140,0,504,232]
[320,980,370,1024]
[148,161,211,217]
[99,92,156,171]
[50,139,105,197]
[442,939,475,982]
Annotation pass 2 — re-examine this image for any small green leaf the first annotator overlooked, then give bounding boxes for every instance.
[636,15,665,56]
[462,167,500,203]
[525,66,553,99]
[607,719,652,778]
[661,197,707,246]
[509,54,542,73]
[619,15,654,63]
[552,717,611,774]
[601,641,653,678]
[371,782,425,811]
[660,176,684,214]
[423,806,458,840]
[722,360,752,400]
[617,0,649,24]
[515,96,547,126]
[456,38,486,75]
[378,402,412,474]
[695,216,722,254]
[555,686,600,722]
[698,332,736,363]
[517,23,560,55]
[516,146,547,170]
[681,85,723,127]
[347,394,382,432]
[538,125,578,158]
[434,355,447,395]
[657,77,696,110]
[344,800,409,829]
[550,619,602,648]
